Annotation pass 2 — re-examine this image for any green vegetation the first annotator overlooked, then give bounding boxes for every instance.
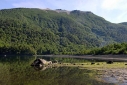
[87,43,127,55]
[39,56,89,63]
[0,8,127,55]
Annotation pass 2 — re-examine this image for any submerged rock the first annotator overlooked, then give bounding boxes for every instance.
[31,58,52,67]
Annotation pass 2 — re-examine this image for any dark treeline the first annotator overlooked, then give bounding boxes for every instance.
[86,43,127,55]
[1,8,127,55]
[0,45,36,55]
[1,43,127,55]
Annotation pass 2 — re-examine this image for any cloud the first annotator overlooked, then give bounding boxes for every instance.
[117,11,127,22]
[102,0,119,10]
[8,0,127,23]
[12,0,46,8]
[102,0,127,11]
[12,0,101,11]
[73,0,99,11]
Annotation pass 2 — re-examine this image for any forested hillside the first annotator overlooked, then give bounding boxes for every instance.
[0,8,127,55]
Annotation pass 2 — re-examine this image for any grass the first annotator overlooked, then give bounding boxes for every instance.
[55,62,127,70]
[46,57,127,70]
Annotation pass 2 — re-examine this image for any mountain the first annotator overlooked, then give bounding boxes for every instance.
[0,8,127,55]
[119,22,127,26]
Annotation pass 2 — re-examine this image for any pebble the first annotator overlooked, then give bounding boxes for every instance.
[101,68,127,85]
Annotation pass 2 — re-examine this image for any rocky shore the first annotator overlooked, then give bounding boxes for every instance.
[99,68,127,85]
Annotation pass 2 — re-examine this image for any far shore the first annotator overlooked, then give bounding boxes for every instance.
[35,54,127,61]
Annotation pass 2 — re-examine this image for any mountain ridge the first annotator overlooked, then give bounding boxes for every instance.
[0,8,127,54]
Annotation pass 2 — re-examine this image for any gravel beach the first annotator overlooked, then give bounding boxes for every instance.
[100,68,127,85]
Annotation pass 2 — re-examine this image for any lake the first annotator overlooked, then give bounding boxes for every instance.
[0,55,114,85]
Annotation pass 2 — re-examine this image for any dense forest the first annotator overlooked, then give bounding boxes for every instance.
[84,43,127,55]
[0,8,127,55]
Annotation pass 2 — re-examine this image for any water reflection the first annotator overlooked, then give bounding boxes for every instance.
[31,58,53,67]
[31,58,58,71]
[0,55,115,85]
[33,65,48,71]
[32,65,58,71]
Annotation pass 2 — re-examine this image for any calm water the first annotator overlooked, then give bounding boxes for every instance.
[0,56,114,85]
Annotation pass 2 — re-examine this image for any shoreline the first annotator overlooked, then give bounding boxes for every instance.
[49,61,127,85]
[37,54,127,84]
[96,68,127,85]
[57,62,127,85]
[36,54,127,62]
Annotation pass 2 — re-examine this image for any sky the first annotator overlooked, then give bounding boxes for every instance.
[0,0,127,23]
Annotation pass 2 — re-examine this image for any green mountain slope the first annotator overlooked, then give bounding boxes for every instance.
[0,8,127,55]
[119,22,127,26]
[70,10,127,45]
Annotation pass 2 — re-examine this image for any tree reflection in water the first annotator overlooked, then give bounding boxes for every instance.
[0,56,115,85]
